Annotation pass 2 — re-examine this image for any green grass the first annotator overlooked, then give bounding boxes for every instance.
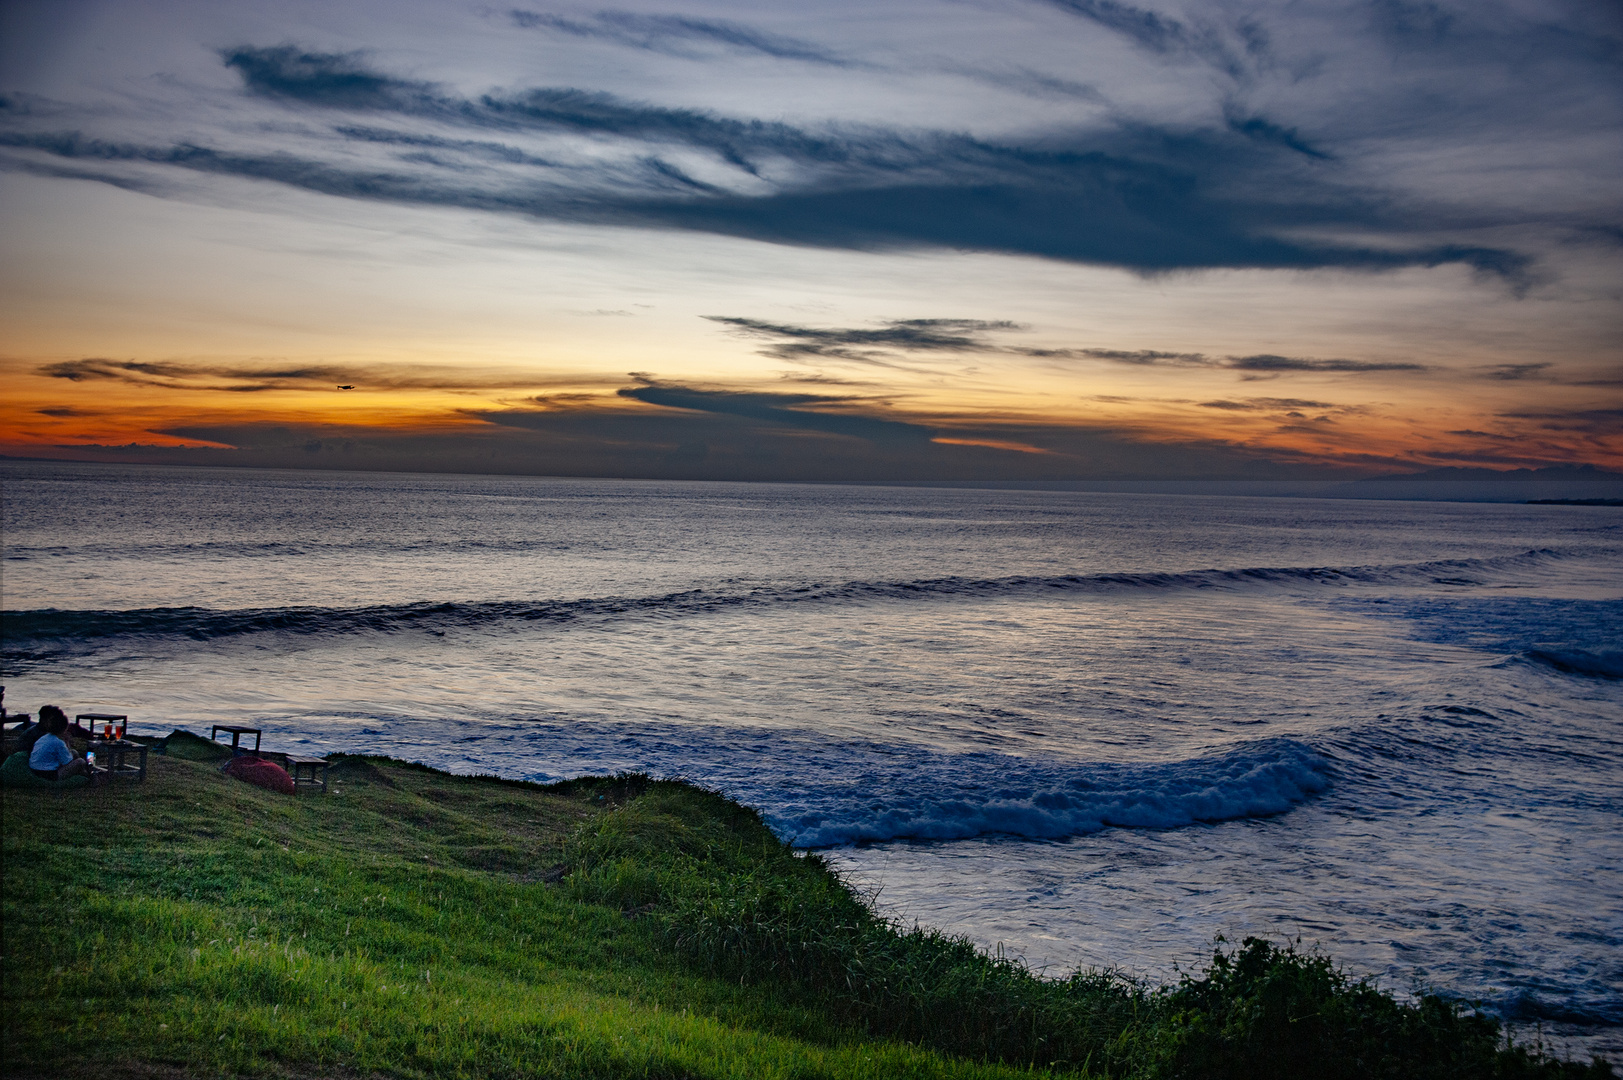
[2,733,1613,1079]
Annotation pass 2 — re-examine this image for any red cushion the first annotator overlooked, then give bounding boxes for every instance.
[225,756,296,795]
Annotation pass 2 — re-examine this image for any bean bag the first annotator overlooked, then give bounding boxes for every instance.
[224,755,296,795]
[0,751,90,789]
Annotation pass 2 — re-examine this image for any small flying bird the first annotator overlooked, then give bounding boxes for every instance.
[336,384,355,390]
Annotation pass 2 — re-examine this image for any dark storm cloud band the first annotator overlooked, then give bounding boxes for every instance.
[0,46,1532,278]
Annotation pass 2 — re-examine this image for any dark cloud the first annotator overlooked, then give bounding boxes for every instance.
[1225,354,1424,372]
[512,7,1106,102]
[128,406,1362,482]
[700,317,1026,370]
[508,10,852,66]
[39,357,370,392]
[705,316,1432,376]
[615,182,1528,278]
[35,357,605,393]
[35,406,100,417]
[1198,397,1335,410]
[0,46,1535,279]
[616,381,935,443]
[222,46,433,110]
[33,390,1605,482]
[41,357,348,388]
[1572,368,1623,387]
[1036,0,1249,77]
[775,372,871,386]
[1369,0,1623,65]
[1040,347,1209,365]
[1038,0,1194,56]
[222,46,858,175]
[1446,428,1519,441]
[332,125,561,167]
[1226,115,1331,160]
[1498,407,1623,432]
[1480,362,1553,380]
[1410,447,1608,469]
[945,65,1108,103]
[706,315,1019,360]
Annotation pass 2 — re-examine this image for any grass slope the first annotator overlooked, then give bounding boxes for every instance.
[2,734,1611,1079]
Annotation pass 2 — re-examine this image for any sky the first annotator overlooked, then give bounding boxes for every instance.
[1,0,1619,481]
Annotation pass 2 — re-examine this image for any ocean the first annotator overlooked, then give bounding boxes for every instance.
[3,459,1619,1058]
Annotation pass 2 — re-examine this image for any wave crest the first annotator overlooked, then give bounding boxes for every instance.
[1,549,1564,651]
[770,739,1333,847]
[1525,648,1623,681]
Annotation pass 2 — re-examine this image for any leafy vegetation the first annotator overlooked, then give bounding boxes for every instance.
[2,733,1611,1079]
[564,779,1613,1079]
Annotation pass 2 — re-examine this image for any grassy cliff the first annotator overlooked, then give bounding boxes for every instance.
[2,733,1611,1079]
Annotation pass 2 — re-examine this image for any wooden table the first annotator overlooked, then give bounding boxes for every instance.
[211,725,262,753]
[89,739,149,783]
[77,713,127,740]
[287,757,330,794]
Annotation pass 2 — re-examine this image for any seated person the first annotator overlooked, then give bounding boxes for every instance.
[29,707,95,783]
[17,704,64,756]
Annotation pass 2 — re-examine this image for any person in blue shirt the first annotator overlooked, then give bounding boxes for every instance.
[29,706,94,783]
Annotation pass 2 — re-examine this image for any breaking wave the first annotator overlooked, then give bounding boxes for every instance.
[759,738,1333,848]
[1525,649,1623,681]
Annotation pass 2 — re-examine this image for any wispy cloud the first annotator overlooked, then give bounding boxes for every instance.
[36,357,610,393]
[508,9,853,66]
[1038,0,1200,57]
[707,316,1426,377]
[1035,0,1250,78]
[0,45,1534,279]
[508,9,1111,103]
[705,315,1019,364]
[40,357,358,392]
[1071,349,1423,374]
[947,65,1108,103]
